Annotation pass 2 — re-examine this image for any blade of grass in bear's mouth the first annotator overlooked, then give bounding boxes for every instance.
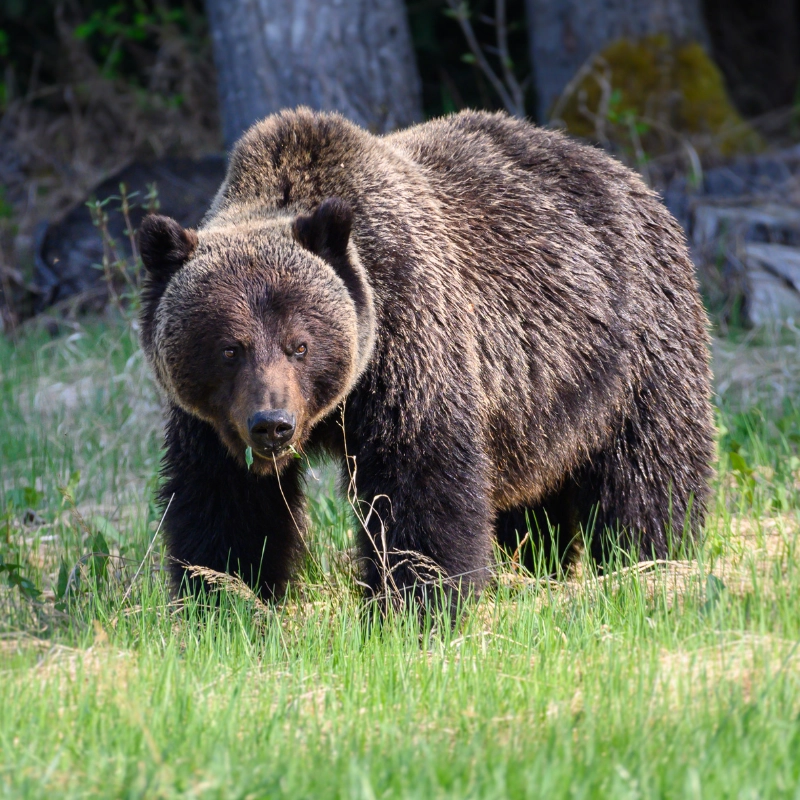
[252,445,291,459]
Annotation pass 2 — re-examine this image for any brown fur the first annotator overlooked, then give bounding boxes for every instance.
[139,108,714,610]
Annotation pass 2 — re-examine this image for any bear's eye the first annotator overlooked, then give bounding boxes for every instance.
[295,343,308,358]
[222,347,237,361]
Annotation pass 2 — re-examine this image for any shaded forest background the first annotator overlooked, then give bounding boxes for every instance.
[0,0,799,328]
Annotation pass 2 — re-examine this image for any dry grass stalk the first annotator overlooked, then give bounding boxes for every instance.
[182,564,273,624]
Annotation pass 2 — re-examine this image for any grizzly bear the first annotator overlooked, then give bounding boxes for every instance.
[138,107,714,611]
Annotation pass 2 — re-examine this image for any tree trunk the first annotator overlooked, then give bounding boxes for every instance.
[526,0,710,121]
[204,0,423,150]
[704,0,800,117]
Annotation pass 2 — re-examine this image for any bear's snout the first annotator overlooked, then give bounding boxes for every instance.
[247,409,296,451]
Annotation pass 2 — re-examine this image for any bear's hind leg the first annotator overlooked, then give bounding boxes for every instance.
[576,379,712,565]
[495,479,582,574]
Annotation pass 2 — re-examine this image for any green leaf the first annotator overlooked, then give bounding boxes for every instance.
[701,574,726,615]
[72,21,95,40]
[56,560,69,601]
[92,516,119,543]
[245,446,254,470]
[5,484,42,510]
[460,53,477,65]
[729,451,752,476]
[22,486,43,508]
[90,530,110,556]
[12,573,41,599]
[87,529,111,583]
[1,561,41,599]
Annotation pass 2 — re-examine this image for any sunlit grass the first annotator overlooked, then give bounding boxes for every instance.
[1,316,799,799]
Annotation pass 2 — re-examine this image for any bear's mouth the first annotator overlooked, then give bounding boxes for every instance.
[252,444,294,461]
[219,421,301,473]
[239,443,298,476]
[248,435,306,472]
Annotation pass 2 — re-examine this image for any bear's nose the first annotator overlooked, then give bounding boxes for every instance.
[248,410,296,449]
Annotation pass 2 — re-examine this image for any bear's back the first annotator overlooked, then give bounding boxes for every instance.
[384,110,699,346]
[385,111,647,235]
[382,111,649,338]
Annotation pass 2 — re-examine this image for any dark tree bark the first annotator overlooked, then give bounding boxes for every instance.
[526,0,710,121]
[204,0,423,149]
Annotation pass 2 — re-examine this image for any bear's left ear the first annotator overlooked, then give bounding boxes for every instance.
[138,214,198,278]
[293,197,373,330]
[292,197,353,261]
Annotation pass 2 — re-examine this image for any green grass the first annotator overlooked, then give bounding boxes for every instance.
[1,316,800,799]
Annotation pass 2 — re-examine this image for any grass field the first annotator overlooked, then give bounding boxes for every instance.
[1,315,799,799]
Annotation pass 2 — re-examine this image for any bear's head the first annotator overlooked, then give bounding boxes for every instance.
[138,198,375,474]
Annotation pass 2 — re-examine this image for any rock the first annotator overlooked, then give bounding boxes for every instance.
[692,202,800,250]
[35,156,226,310]
[744,243,800,325]
[702,165,750,197]
[652,146,800,324]
[700,152,799,199]
[689,199,800,325]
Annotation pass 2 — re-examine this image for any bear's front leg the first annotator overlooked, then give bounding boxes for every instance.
[347,429,495,619]
[159,406,306,600]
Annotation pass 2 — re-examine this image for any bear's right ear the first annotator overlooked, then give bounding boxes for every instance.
[138,215,198,278]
